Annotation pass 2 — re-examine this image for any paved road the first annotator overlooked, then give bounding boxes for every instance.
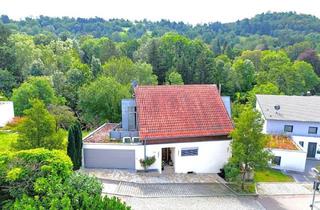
[258,195,320,210]
[285,159,320,183]
[117,196,264,210]
[114,194,320,210]
[102,179,320,209]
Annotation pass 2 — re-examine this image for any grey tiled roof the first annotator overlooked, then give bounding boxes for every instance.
[256,95,320,123]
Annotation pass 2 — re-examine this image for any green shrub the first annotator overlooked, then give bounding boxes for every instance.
[223,162,240,182]
[5,173,130,210]
[0,148,72,199]
[140,156,156,169]
[0,149,130,210]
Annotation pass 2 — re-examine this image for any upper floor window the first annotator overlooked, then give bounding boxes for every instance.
[308,127,318,134]
[128,106,137,130]
[284,125,293,133]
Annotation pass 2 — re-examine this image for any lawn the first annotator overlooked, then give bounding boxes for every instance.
[0,131,18,152]
[254,168,294,182]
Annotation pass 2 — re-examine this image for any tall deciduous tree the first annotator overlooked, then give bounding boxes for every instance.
[298,49,320,76]
[246,83,282,106]
[78,77,130,126]
[48,104,77,130]
[102,57,157,85]
[0,69,16,97]
[166,70,184,85]
[232,59,255,92]
[11,77,58,116]
[230,107,271,189]
[14,99,64,150]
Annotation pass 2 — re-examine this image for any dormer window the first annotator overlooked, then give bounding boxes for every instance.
[284,125,293,133]
[308,127,318,134]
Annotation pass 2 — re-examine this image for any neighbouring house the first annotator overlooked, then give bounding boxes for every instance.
[0,101,14,127]
[256,94,320,172]
[83,85,233,173]
[266,135,306,172]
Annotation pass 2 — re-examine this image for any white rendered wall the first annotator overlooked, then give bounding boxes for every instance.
[291,136,320,159]
[84,140,231,173]
[0,101,14,127]
[265,120,320,137]
[143,140,231,173]
[271,149,307,172]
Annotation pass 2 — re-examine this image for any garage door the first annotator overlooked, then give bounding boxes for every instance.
[84,149,135,169]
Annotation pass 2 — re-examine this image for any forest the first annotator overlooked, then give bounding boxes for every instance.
[1,12,320,128]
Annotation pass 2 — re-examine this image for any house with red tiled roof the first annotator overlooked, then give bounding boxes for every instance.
[83,84,233,173]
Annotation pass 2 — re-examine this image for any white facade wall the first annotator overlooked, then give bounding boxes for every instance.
[0,101,14,127]
[256,101,320,137]
[271,149,307,172]
[265,120,320,137]
[291,136,320,159]
[84,140,231,173]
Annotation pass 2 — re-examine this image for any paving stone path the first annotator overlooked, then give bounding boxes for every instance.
[256,182,313,195]
[84,168,222,183]
[102,180,234,197]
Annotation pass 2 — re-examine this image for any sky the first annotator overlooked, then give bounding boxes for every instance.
[1,0,320,24]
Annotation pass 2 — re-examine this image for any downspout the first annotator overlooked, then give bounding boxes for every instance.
[144,139,147,160]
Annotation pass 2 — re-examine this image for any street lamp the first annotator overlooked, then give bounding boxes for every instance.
[311,168,320,210]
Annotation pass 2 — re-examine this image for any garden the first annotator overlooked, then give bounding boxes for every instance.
[0,100,130,209]
[222,107,294,194]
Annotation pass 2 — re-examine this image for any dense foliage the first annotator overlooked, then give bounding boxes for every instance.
[0,149,130,210]
[0,12,320,127]
[227,107,271,189]
[13,99,65,150]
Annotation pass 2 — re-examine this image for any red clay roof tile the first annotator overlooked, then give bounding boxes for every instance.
[135,85,233,140]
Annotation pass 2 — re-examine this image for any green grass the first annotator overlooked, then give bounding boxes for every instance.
[0,131,18,152]
[227,182,256,194]
[255,168,294,182]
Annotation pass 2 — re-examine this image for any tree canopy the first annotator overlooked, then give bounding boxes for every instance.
[13,99,64,150]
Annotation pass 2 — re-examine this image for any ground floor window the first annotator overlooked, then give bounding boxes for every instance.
[181,148,198,156]
[272,156,281,166]
[299,141,304,147]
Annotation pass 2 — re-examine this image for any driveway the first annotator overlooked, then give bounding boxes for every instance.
[83,168,223,183]
[285,159,320,182]
[102,179,234,197]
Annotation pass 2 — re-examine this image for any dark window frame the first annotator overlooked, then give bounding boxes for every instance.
[272,156,281,166]
[284,125,293,133]
[299,141,304,147]
[181,148,198,156]
[308,127,318,135]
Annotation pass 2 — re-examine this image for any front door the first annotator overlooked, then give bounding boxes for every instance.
[307,142,317,158]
